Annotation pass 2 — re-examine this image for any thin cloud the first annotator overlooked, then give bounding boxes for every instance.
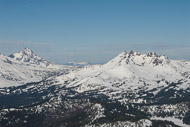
[0,40,51,46]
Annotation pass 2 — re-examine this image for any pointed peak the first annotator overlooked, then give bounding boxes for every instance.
[8,48,49,66]
[147,52,157,57]
[20,48,35,54]
[116,50,142,58]
[9,48,36,59]
[22,47,33,51]
[129,50,141,55]
[0,53,5,56]
[24,47,31,50]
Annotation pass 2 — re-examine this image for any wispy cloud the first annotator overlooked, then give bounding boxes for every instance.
[0,40,51,46]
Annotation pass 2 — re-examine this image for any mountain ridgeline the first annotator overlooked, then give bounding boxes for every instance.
[0,48,190,127]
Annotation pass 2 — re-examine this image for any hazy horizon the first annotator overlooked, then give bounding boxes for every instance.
[0,0,189,64]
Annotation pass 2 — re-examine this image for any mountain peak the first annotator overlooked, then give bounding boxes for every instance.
[147,52,157,57]
[9,48,49,66]
[18,48,36,58]
[0,53,5,57]
[129,50,140,55]
[22,48,33,53]
[106,50,170,68]
[9,48,36,61]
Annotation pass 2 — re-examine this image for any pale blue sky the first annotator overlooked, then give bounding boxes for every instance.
[0,0,189,63]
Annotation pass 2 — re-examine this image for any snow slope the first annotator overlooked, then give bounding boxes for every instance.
[0,48,73,87]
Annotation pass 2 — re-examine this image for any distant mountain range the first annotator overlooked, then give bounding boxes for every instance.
[66,60,89,66]
[0,48,189,127]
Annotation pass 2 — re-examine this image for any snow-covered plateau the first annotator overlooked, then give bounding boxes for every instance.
[0,49,189,127]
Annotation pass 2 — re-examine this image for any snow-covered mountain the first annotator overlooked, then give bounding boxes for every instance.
[66,61,89,67]
[9,48,50,66]
[0,50,189,127]
[54,50,190,96]
[0,48,73,87]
